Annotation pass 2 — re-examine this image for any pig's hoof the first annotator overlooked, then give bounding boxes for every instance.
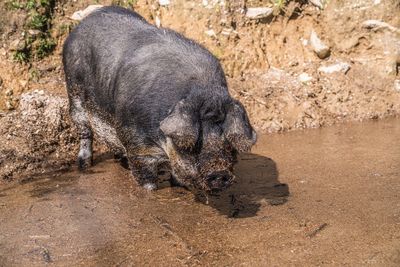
[143,182,157,191]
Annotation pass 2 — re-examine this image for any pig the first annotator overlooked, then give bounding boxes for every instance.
[62,6,256,192]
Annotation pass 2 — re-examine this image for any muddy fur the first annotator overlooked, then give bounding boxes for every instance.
[63,6,256,192]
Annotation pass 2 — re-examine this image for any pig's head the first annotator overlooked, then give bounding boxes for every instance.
[160,92,256,193]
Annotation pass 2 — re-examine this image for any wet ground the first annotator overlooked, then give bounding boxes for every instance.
[1,118,400,266]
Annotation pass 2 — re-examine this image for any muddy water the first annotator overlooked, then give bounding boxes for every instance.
[1,119,400,266]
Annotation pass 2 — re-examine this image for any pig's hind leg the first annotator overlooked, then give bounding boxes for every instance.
[70,97,93,170]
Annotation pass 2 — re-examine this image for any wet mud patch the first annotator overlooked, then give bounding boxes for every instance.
[0,119,400,266]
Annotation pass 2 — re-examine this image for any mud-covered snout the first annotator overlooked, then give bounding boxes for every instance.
[205,171,235,192]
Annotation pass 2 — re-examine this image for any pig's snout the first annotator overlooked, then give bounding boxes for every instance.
[205,171,234,191]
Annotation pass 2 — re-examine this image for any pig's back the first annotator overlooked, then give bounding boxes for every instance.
[63,6,227,137]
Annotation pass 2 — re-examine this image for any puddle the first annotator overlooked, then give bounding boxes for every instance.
[1,118,400,266]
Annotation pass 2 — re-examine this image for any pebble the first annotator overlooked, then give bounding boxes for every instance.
[9,39,23,51]
[205,29,216,38]
[310,30,330,59]
[245,7,273,20]
[309,0,325,9]
[318,62,351,74]
[70,5,103,21]
[394,80,400,92]
[159,0,170,6]
[298,73,313,83]
[28,29,41,36]
[362,20,400,34]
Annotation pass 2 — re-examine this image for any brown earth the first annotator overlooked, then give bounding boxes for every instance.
[0,0,399,132]
[1,118,400,266]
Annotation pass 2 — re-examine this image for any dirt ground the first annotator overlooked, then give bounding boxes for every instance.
[1,118,399,266]
[0,0,400,132]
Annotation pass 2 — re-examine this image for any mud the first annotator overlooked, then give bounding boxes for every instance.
[1,118,399,266]
[0,91,78,180]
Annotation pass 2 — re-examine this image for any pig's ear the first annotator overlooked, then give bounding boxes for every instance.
[222,100,257,152]
[160,100,199,150]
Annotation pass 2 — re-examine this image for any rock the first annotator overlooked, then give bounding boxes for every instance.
[309,0,325,9]
[362,20,400,34]
[205,29,216,38]
[70,5,103,21]
[245,7,273,20]
[310,30,330,59]
[298,73,313,83]
[155,16,161,27]
[159,0,170,6]
[28,29,41,36]
[221,28,233,36]
[394,80,400,92]
[318,62,351,74]
[9,39,24,51]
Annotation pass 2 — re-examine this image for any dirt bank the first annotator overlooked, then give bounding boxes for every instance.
[0,0,399,133]
[1,118,399,266]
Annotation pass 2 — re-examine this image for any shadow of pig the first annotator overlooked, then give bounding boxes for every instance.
[199,153,289,218]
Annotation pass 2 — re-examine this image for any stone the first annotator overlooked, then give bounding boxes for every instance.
[362,20,400,34]
[309,0,325,9]
[70,5,103,21]
[205,29,216,38]
[298,73,313,83]
[394,80,400,92]
[159,0,170,6]
[318,62,351,74]
[245,7,273,20]
[9,39,24,51]
[310,30,330,59]
[28,29,41,36]
[155,16,161,27]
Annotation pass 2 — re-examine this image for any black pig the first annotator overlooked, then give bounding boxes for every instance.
[62,6,256,192]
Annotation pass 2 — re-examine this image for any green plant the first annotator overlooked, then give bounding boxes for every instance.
[274,0,287,10]
[29,12,48,30]
[13,50,30,63]
[35,37,56,59]
[26,0,36,10]
[40,0,52,7]
[6,0,24,10]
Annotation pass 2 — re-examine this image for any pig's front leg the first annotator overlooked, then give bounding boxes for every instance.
[128,155,159,190]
